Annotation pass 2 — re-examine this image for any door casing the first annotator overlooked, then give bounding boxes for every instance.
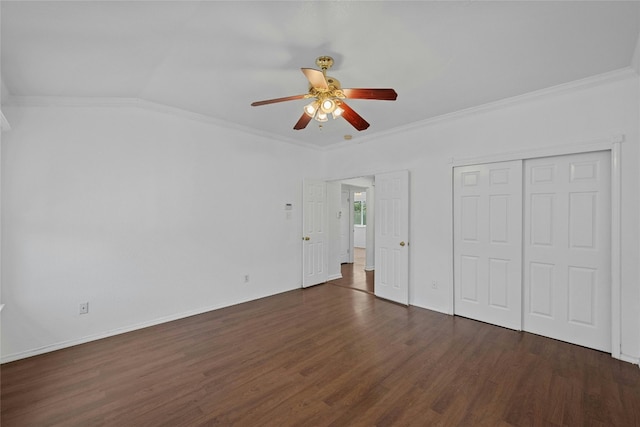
[302,171,410,306]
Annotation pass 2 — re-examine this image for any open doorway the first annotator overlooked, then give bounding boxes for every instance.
[302,170,409,305]
[328,176,375,294]
[303,170,409,304]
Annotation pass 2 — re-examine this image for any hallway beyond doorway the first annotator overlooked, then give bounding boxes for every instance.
[328,248,374,294]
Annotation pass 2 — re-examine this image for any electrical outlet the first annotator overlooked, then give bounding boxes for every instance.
[79,302,89,315]
[431,281,438,289]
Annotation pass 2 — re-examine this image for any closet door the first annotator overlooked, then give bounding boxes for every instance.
[453,161,523,330]
[523,151,611,352]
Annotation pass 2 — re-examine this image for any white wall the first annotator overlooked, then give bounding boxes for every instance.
[3,71,639,364]
[324,72,640,362]
[326,181,342,280]
[354,226,366,248]
[1,104,319,361]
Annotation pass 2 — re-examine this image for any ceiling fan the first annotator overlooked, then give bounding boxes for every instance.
[251,56,397,131]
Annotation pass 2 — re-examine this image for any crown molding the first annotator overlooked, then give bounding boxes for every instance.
[322,67,638,151]
[1,79,11,101]
[1,78,13,131]
[135,99,324,151]
[5,96,324,151]
[632,31,640,76]
[5,67,636,152]
[1,110,10,132]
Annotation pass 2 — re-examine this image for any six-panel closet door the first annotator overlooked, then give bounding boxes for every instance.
[453,151,612,352]
[453,160,523,330]
[523,151,611,352]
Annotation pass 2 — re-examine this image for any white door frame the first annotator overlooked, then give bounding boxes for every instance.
[305,172,404,301]
[449,134,623,359]
[339,187,353,264]
[334,179,374,268]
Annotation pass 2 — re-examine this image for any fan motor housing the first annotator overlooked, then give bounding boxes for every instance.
[315,56,334,70]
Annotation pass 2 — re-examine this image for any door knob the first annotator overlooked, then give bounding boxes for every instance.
[399,241,406,247]
[304,236,310,241]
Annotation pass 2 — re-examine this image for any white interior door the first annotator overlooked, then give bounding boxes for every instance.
[374,170,409,305]
[303,180,328,288]
[523,151,611,351]
[339,189,350,264]
[453,160,523,330]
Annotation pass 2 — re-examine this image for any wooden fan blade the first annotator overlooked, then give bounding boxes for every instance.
[251,94,307,107]
[293,112,313,130]
[301,68,328,90]
[340,102,370,131]
[342,88,398,100]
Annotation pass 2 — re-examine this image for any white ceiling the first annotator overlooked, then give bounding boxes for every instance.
[2,1,639,148]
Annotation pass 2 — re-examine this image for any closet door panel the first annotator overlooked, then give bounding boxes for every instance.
[453,161,523,330]
[523,151,611,352]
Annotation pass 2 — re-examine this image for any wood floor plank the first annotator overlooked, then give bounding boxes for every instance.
[3,282,640,426]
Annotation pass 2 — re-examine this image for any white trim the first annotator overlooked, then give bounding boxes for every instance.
[6,96,323,151]
[611,140,622,360]
[0,288,297,364]
[411,301,450,316]
[449,134,624,360]
[9,96,138,108]
[619,353,640,366]
[632,31,640,75]
[364,266,375,272]
[447,157,455,315]
[0,110,10,132]
[5,68,636,153]
[327,273,343,281]
[322,67,637,151]
[1,79,12,105]
[348,188,355,264]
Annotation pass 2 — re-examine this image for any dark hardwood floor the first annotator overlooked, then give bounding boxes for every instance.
[3,282,640,426]
[328,247,374,295]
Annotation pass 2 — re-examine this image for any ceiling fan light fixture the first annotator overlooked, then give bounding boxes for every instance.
[321,98,336,113]
[251,56,397,132]
[304,101,319,117]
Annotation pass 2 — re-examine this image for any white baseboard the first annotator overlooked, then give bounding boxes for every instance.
[408,303,640,366]
[619,353,640,366]
[327,273,342,281]
[409,301,451,316]
[1,288,297,364]
[364,266,375,271]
